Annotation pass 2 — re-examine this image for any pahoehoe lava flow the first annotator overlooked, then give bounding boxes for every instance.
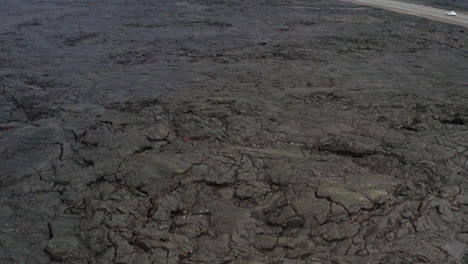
[0,0,467,264]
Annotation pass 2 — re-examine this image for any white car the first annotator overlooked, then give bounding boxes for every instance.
[446,11,457,16]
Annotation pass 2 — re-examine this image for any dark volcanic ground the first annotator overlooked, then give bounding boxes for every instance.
[1,0,467,263]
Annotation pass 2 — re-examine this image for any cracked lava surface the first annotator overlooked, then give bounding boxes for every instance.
[0,0,467,263]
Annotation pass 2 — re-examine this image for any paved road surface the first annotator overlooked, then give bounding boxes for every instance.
[341,0,468,28]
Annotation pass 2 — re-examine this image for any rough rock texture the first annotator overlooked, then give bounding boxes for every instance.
[0,0,467,263]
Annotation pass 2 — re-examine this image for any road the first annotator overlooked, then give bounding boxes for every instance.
[340,0,468,28]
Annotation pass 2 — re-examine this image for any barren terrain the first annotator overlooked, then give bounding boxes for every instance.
[0,0,467,263]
